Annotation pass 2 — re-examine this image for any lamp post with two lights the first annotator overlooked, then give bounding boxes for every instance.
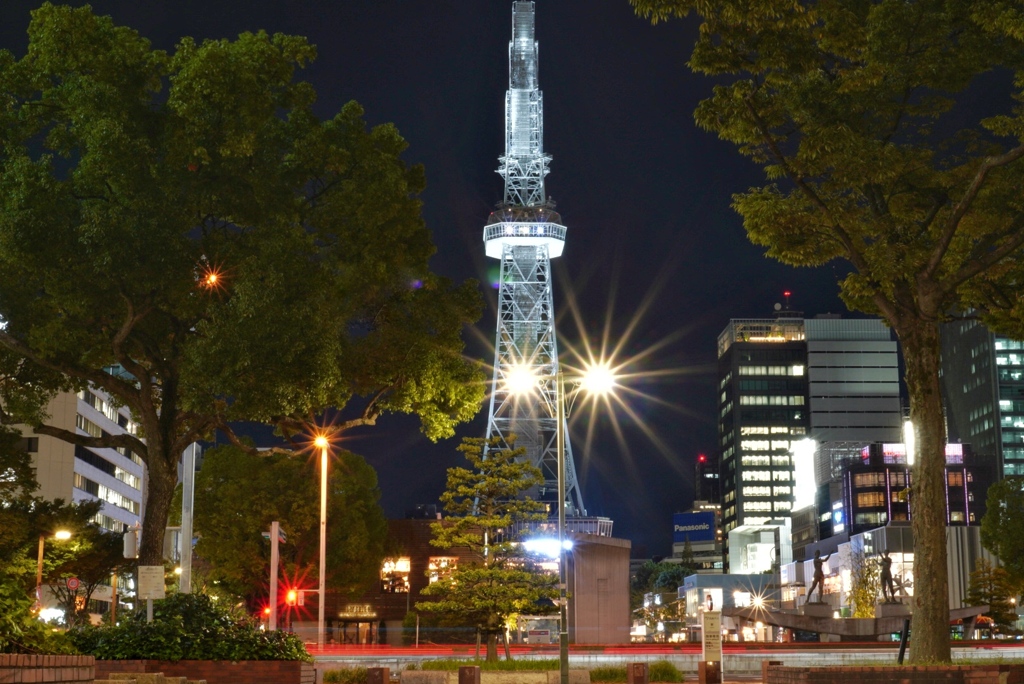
[511,362,617,684]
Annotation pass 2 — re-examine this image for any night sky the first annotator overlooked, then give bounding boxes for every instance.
[1,1,850,556]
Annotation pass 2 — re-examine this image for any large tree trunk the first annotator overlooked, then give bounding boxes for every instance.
[900,320,951,663]
[486,631,498,662]
[139,447,176,569]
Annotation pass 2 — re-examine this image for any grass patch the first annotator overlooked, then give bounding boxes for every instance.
[588,661,682,683]
[420,658,561,671]
[588,666,627,683]
[323,668,367,684]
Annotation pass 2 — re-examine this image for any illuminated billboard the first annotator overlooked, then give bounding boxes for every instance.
[673,512,716,543]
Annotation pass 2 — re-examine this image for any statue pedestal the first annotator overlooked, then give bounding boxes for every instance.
[802,602,833,618]
[874,601,910,618]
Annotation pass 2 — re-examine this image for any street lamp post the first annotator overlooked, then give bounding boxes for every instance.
[556,370,569,684]
[508,360,616,684]
[35,530,71,606]
[315,434,329,650]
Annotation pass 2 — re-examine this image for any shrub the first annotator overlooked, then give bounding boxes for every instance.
[0,575,77,655]
[323,667,368,683]
[67,592,310,662]
[649,660,683,682]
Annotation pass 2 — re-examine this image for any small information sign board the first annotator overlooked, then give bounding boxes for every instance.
[138,565,166,600]
[701,609,723,684]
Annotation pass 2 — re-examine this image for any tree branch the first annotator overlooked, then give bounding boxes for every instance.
[743,95,872,275]
[947,214,1024,290]
[924,144,1024,280]
[31,422,146,455]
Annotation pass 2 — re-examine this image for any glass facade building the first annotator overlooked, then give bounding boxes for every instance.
[941,319,1024,477]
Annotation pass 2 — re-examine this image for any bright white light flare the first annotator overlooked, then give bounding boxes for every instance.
[505,364,538,395]
[522,537,573,558]
[579,363,617,395]
[903,420,915,466]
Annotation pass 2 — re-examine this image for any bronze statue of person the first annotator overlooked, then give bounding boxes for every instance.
[806,550,832,603]
[880,551,896,602]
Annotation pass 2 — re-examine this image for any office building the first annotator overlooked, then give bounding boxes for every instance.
[671,502,724,574]
[815,442,990,539]
[717,310,902,570]
[941,319,1024,477]
[22,388,144,534]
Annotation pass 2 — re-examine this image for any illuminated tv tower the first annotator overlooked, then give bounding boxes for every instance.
[483,1,584,517]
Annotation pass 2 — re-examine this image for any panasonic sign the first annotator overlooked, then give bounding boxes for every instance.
[672,512,716,543]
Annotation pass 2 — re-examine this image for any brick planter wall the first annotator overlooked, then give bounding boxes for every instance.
[764,663,1024,684]
[0,654,95,683]
[95,658,315,684]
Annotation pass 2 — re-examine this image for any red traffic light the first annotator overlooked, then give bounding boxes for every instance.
[263,606,271,616]
[286,589,298,606]
[698,454,706,463]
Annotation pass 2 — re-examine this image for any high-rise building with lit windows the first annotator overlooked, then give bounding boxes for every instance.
[941,319,1024,477]
[717,314,809,549]
[19,388,145,534]
[717,310,902,571]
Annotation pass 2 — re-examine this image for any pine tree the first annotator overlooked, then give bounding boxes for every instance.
[416,437,557,661]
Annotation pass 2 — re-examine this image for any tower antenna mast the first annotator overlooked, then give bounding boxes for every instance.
[482,1,584,517]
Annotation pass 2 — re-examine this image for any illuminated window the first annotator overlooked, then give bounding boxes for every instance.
[856,492,885,507]
[76,414,103,439]
[743,501,773,512]
[741,427,770,435]
[742,470,771,481]
[773,486,791,496]
[428,557,457,584]
[741,440,771,451]
[381,557,411,593]
[854,472,885,488]
[948,472,964,487]
[742,486,771,497]
[72,473,139,514]
[742,455,771,466]
[774,501,791,511]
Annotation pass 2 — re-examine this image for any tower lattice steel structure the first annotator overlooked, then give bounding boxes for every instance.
[483,1,584,517]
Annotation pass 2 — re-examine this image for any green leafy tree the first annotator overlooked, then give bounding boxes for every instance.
[44,526,134,628]
[848,551,880,619]
[630,559,691,612]
[981,476,1024,590]
[176,444,387,608]
[417,437,557,662]
[966,559,1019,635]
[631,0,1024,661]
[0,426,37,502]
[0,4,483,568]
[0,495,129,632]
[0,497,106,583]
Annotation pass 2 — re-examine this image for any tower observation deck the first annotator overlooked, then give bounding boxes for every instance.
[483,1,584,518]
